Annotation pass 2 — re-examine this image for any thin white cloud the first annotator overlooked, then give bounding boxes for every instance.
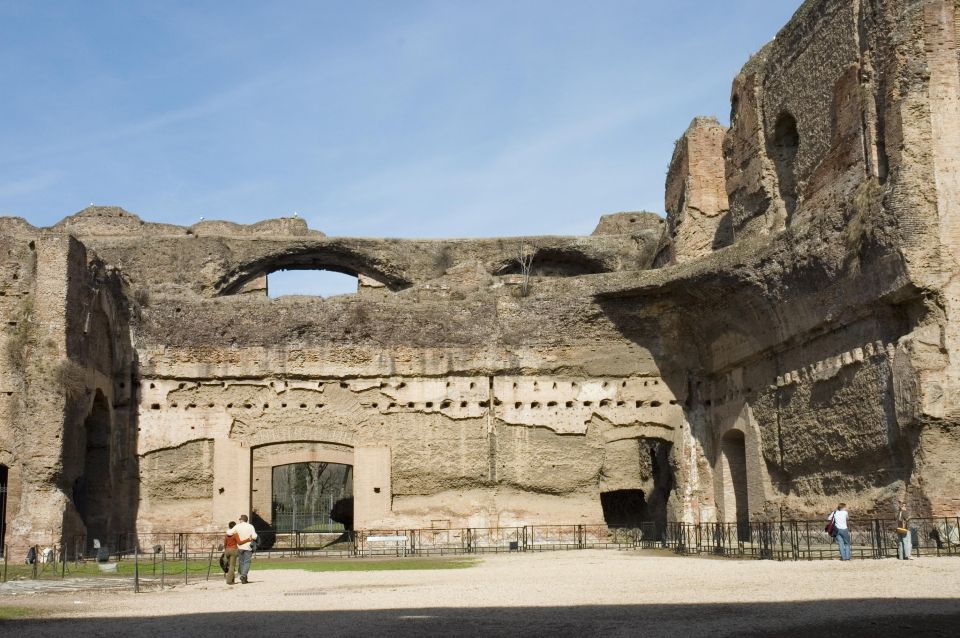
[0,171,61,199]
[0,76,272,168]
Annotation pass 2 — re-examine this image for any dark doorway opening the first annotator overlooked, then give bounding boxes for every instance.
[271,462,353,533]
[75,391,112,550]
[0,464,8,557]
[600,489,648,528]
[721,429,750,538]
[600,439,675,539]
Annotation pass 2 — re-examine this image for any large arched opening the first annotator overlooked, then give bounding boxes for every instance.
[73,391,113,548]
[720,429,749,537]
[265,269,362,298]
[217,247,408,297]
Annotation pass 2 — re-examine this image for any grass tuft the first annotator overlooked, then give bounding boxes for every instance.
[0,606,37,621]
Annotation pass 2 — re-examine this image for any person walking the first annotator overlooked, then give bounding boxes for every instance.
[223,521,240,585]
[828,503,852,560]
[235,514,258,584]
[895,501,912,560]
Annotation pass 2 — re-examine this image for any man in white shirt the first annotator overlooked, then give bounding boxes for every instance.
[828,503,851,561]
[234,514,258,584]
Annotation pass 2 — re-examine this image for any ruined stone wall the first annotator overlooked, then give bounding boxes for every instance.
[0,219,137,555]
[128,274,691,531]
[5,0,960,553]
[620,0,960,519]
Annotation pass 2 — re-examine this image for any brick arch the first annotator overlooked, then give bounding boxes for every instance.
[252,444,354,467]
[215,243,413,296]
[243,425,356,450]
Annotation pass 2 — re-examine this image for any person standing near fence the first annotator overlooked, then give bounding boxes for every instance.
[896,502,912,560]
[224,521,240,585]
[235,514,258,584]
[829,503,852,561]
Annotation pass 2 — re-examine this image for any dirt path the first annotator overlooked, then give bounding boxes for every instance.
[2,551,959,636]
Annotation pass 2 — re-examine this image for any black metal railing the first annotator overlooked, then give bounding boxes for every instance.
[6,515,958,583]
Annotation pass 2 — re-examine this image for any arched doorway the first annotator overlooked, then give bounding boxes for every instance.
[720,430,749,538]
[0,464,8,557]
[73,391,112,548]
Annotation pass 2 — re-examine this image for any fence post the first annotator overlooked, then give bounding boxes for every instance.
[3,550,7,582]
[871,519,880,559]
[134,545,140,594]
[160,548,165,591]
[206,546,214,581]
[184,547,188,585]
[61,544,66,579]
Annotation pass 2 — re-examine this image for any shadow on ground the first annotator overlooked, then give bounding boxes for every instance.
[2,599,958,637]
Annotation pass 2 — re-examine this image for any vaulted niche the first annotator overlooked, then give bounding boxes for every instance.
[266,269,361,298]
[770,111,800,219]
[496,247,611,277]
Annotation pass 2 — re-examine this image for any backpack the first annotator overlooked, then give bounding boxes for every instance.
[825,512,838,537]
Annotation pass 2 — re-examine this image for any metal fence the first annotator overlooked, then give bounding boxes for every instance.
[3,516,958,589]
[1,543,220,592]
[659,517,960,560]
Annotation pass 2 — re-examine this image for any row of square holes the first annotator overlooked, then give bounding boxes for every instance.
[149,398,676,410]
[145,379,662,391]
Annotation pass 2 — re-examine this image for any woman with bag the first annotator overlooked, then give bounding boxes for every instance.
[827,503,851,560]
[223,521,240,584]
[895,502,912,560]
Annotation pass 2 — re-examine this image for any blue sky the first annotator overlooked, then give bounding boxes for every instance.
[0,1,799,294]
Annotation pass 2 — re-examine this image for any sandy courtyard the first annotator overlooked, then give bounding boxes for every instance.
[2,551,959,637]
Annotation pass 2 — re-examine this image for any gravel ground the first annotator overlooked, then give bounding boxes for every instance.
[2,550,959,637]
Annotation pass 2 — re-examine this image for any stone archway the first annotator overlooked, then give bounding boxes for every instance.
[216,245,409,296]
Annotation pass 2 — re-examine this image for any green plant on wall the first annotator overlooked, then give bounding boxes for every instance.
[5,297,34,370]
